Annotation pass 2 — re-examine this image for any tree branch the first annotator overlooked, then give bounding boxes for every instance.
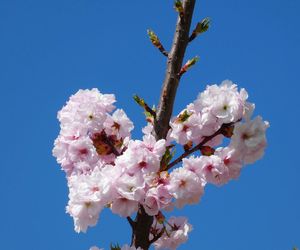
[149,229,165,244]
[127,216,135,229]
[154,0,196,140]
[133,95,156,119]
[131,1,196,249]
[147,29,169,57]
[132,205,154,250]
[166,121,237,171]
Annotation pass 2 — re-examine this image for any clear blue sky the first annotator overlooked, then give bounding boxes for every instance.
[0,0,299,249]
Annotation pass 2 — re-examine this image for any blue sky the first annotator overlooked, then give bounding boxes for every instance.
[0,0,299,249]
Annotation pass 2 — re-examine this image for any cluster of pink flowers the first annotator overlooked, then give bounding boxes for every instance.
[53,88,133,176]
[53,80,269,249]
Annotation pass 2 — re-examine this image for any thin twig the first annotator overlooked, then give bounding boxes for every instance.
[147,29,169,57]
[166,121,237,171]
[133,95,156,118]
[102,133,121,157]
[149,229,165,244]
[144,104,156,119]
[127,216,135,229]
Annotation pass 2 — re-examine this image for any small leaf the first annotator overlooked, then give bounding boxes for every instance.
[133,95,145,108]
[175,110,192,123]
[161,146,176,170]
[179,56,199,76]
[174,0,184,15]
[189,17,211,42]
[196,17,210,34]
[200,146,215,156]
[147,29,161,47]
[110,243,121,250]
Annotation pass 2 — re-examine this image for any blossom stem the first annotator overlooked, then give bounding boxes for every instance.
[127,216,135,229]
[101,133,121,156]
[149,229,165,244]
[166,121,237,171]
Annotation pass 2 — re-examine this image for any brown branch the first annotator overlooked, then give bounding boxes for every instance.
[158,47,169,57]
[102,134,121,157]
[154,0,196,140]
[132,205,154,249]
[133,95,156,118]
[149,229,165,244]
[127,216,135,229]
[147,29,169,57]
[131,1,196,250]
[166,121,238,171]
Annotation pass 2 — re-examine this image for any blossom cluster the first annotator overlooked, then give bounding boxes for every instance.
[53,80,269,249]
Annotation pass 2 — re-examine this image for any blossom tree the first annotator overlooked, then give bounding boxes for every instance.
[53,1,269,249]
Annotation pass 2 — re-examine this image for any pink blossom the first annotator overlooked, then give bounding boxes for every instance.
[66,167,115,232]
[111,198,139,217]
[197,155,230,186]
[115,172,146,202]
[168,167,205,208]
[53,83,268,243]
[143,185,172,216]
[194,80,248,124]
[231,116,269,164]
[104,109,134,140]
[215,147,243,180]
[58,88,115,132]
[115,138,165,175]
[153,216,192,250]
[67,199,102,233]
[53,135,99,175]
[169,112,203,145]
[142,135,166,157]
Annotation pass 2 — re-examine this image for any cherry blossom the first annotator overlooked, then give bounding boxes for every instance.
[153,216,192,250]
[53,81,268,249]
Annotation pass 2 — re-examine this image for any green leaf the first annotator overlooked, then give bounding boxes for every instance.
[174,0,184,14]
[175,110,192,123]
[110,243,121,250]
[147,29,159,46]
[195,17,210,34]
[133,95,145,108]
[144,105,156,118]
[161,146,175,170]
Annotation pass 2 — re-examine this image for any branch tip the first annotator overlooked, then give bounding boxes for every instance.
[127,216,135,229]
[174,0,184,19]
[133,94,156,119]
[189,17,211,42]
[178,56,199,77]
[147,29,168,57]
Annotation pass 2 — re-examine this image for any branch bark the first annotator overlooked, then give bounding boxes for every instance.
[132,205,154,250]
[154,0,196,140]
[166,121,237,171]
[132,1,196,249]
